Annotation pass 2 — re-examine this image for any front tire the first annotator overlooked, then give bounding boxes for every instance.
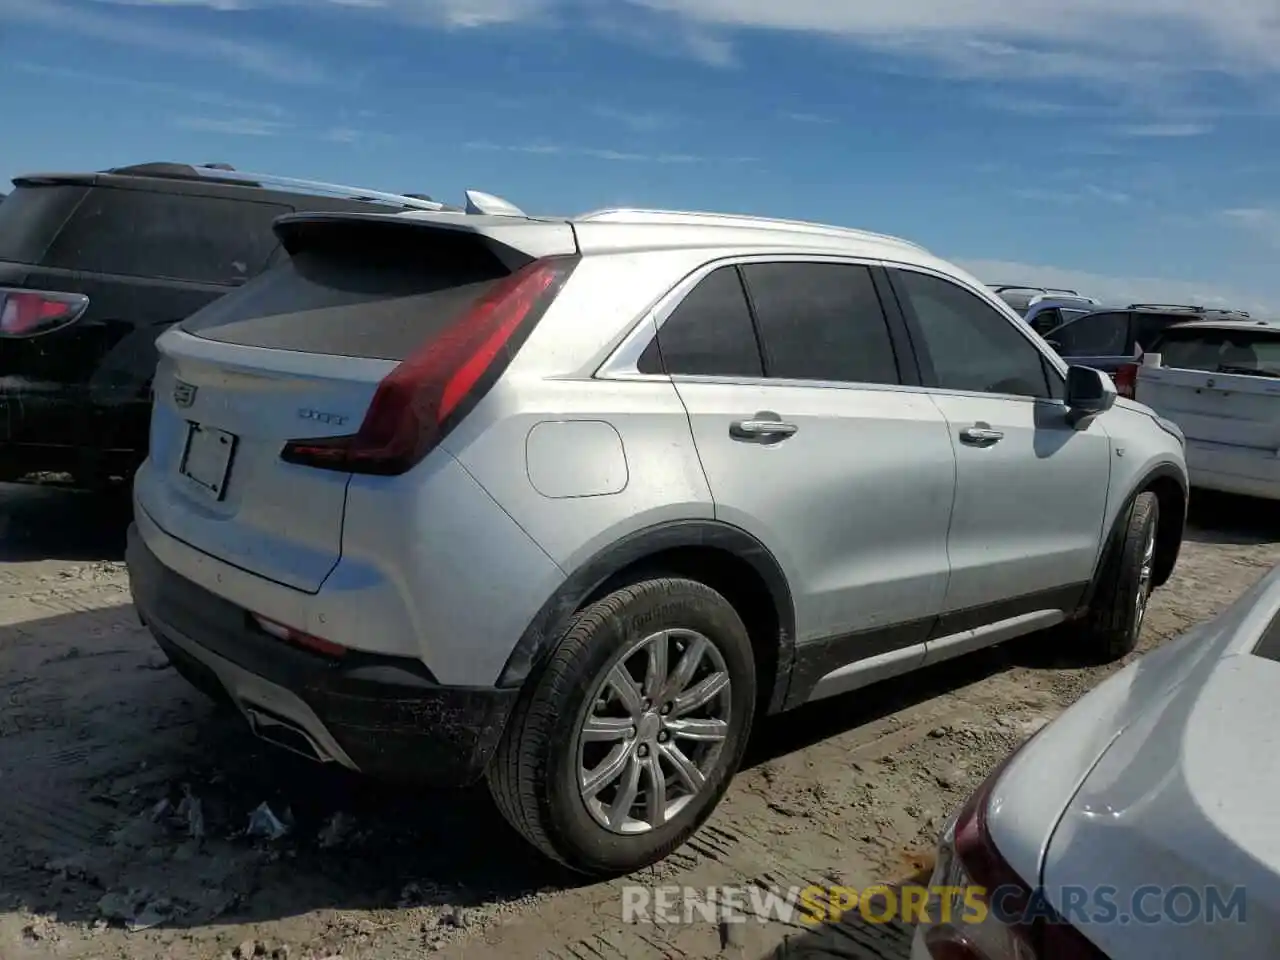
[487,577,756,876]
[1080,491,1159,661]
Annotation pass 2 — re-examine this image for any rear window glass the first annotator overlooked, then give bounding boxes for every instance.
[181,233,512,361]
[42,187,290,285]
[1154,328,1280,377]
[0,185,89,264]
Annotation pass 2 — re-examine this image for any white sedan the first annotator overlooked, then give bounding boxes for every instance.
[912,563,1280,960]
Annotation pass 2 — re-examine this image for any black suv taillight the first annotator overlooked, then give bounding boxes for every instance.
[280,255,578,476]
[0,288,89,338]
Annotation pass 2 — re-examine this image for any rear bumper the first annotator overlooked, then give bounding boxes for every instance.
[0,387,149,479]
[1186,440,1280,501]
[126,523,518,786]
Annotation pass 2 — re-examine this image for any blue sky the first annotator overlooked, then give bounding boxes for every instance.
[3,0,1280,311]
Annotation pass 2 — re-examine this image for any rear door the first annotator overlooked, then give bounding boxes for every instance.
[138,216,574,593]
[654,258,956,677]
[1044,310,1134,372]
[887,266,1112,630]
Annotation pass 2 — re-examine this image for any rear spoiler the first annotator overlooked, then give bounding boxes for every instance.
[272,209,580,271]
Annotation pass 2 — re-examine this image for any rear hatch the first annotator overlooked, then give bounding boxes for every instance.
[141,211,578,592]
[1137,324,1280,452]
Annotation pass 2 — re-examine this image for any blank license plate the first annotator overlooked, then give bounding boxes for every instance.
[179,423,237,499]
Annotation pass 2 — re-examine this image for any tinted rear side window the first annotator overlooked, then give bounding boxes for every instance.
[1050,311,1131,355]
[1154,328,1280,377]
[0,185,89,264]
[43,187,290,285]
[181,226,513,361]
[639,266,763,377]
[740,262,900,384]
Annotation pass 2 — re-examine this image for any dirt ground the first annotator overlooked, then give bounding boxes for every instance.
[1,483,1276,960]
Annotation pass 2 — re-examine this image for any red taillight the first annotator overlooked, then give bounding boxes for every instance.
[254,615,348,659]
[952,750,1037,926]
[0,287,89,337]
[1113,363,1138,399]
[925,728,1110,960]
[281,255,578,476]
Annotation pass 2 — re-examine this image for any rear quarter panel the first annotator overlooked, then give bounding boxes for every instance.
[441,252,718,572]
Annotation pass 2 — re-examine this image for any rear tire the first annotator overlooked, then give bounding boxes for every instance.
[1079,491,1159,661]
[487,577,756,876]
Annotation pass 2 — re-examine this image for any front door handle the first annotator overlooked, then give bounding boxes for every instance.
[730,417,798,441]
[959,424,1004,445]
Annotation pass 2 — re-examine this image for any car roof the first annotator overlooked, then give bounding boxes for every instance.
[1160,319,1280,334]
[11,161,457,213]
[572,207,932,256]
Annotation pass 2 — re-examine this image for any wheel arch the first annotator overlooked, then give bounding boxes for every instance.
[498,520,797,715]
[1081,461,1187,612]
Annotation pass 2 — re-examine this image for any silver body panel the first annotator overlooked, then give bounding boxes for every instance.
[133,206,1186,703]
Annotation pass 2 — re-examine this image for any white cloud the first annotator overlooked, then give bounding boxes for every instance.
[0,0,324,82]
[1012,185,1132,205]
[464,140,715,163]
[958,257,1277,316]
[30,0,1280,95]
[779,111,834,124]
[173,115,289,136]
[590,105,675,132]
[1222,207,1280,248]
[1114,122,1212,137]
[13,62,286,115]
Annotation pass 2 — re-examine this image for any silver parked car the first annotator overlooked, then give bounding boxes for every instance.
[126,202,1189,875]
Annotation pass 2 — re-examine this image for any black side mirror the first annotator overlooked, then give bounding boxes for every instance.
[1066,365,1117,420]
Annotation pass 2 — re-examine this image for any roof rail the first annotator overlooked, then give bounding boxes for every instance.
[991,284,1049,294]
[107,161,452,212]
[573,208,929,251]
[1128,303,1204,312]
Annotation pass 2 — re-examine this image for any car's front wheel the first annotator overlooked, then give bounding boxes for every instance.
[1079,491,1159,661]
[488,577,756,876]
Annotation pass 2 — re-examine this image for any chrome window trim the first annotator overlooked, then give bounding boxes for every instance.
[596,252,889,383]
[594,251,1072,409]
[879,259,1073,404]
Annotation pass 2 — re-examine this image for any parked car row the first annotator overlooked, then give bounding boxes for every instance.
[93,183,1183,881]
[2,161,1264,959]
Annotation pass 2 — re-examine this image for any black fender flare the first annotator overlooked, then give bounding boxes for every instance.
[1078,461,1188,613]
[497,519,797,713]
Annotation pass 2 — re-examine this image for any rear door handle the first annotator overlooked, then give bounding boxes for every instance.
[959,424,1004,445]
[730,417,798,441]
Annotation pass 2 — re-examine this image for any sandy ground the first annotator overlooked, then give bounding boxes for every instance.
[0,483,1277,960]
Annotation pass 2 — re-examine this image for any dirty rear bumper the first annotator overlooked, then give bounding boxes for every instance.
[126,523,518,786]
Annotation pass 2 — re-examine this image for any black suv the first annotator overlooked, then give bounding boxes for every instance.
[0,162,454,488]
[1042,303,1254,396]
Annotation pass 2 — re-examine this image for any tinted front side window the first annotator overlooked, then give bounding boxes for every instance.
[1051,312,1130,356]
[895,270,1054,399]
[1133,313,1181,349]
[44,187,289,285]
[638,265,763,377]
[740,262,900,385]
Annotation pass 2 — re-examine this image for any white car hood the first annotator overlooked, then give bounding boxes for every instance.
[986,564,1280,958]
[1041,650,1280,957]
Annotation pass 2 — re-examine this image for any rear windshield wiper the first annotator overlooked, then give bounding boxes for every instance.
[1217,364,1280,378]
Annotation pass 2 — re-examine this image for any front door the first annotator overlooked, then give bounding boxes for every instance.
[887,266,1113,624]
